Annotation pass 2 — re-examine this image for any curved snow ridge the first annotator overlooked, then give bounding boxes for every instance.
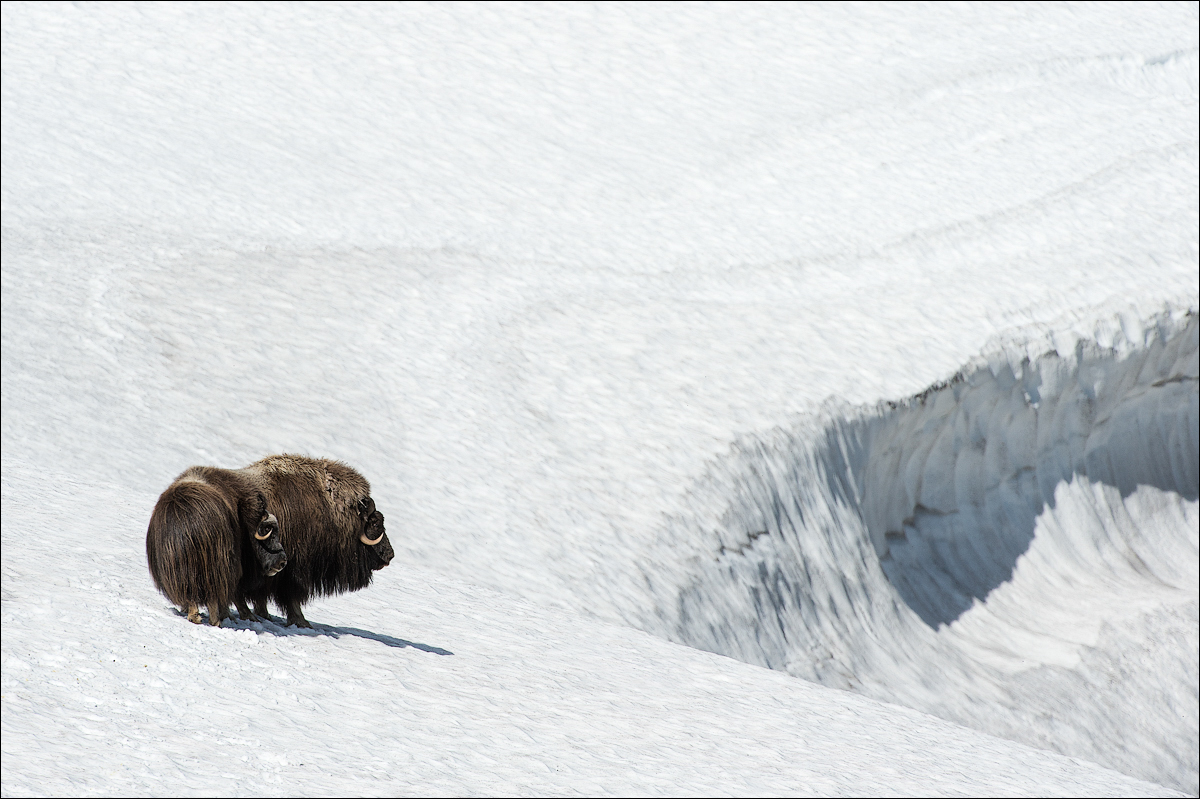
[642,304,1198,793]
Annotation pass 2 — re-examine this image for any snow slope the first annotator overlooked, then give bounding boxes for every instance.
[1,464,1176,797]
[3,2,1198,795]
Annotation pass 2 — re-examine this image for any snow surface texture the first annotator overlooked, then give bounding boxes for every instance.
[3,2,1198,795]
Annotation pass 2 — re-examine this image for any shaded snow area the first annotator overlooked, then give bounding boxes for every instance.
[647,309,1198,792]
[3,3,1197,796]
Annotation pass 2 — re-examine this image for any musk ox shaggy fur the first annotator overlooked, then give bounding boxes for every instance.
[146,466,288,625]
[239,454,394,628]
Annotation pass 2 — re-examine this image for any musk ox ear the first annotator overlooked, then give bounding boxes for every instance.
[357,496,376,518]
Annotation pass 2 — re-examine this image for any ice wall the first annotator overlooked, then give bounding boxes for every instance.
[643,308,1198,792]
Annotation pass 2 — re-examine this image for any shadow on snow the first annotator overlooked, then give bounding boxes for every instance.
[178,608,454,655]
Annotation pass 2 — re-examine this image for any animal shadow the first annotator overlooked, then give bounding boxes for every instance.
[224,612,453,655]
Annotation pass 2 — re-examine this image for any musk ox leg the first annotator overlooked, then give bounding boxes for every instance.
[252,598,271,619]
[206,601,224,627]
[234,595,259,622]
[186,603,203,624]
[285,600,312,629]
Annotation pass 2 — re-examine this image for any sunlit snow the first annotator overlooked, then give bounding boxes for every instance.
[3,2,1197,796]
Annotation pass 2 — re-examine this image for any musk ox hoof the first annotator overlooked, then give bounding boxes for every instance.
[288,618,313,629]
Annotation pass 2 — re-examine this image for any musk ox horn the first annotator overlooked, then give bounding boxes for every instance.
[255,513,278,540]
[360,529,384,545]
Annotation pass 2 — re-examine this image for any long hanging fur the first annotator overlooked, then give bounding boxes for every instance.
[146,466,287,625]
[239,454,393,628]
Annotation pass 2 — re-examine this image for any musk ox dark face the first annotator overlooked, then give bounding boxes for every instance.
[357,496,394,571]
[250,510,288,578]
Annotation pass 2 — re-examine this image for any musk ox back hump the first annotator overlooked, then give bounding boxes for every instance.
[146,477,241,609]
[259,458,360,588]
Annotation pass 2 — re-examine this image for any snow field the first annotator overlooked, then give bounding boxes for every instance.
[3,2,1199,795]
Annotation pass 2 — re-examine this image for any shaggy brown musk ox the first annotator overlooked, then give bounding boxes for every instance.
[239,454,393,628]
[146,466,288,625]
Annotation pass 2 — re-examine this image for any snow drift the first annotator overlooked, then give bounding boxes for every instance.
[641,307,1198,792]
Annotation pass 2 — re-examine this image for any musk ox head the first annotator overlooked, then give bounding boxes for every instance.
[356,496,394,571]
[251,507,288,578]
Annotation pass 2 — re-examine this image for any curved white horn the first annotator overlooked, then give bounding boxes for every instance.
[361,530,384,546]
[255,514,278,540]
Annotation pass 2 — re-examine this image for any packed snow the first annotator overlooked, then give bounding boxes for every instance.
[3,2,1197,796]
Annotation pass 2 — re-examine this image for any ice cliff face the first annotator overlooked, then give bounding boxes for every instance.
[643,307,1198,792]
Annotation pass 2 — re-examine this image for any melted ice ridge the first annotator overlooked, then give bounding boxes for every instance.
[643,308,1198,792]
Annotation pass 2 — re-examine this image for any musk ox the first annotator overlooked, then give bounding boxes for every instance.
[146,466,288,625]
[238,454,394,628]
